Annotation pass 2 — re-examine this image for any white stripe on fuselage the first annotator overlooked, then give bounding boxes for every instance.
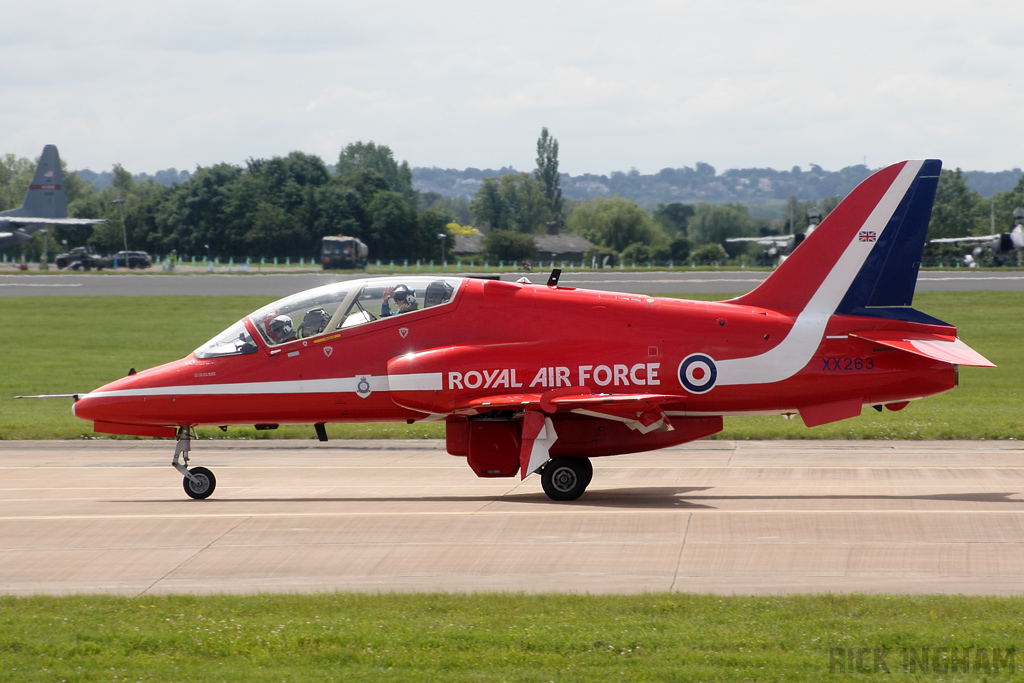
[716,160,925,387]
[78,372,443,400]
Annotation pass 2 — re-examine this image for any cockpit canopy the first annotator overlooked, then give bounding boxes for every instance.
[194,276,461,359]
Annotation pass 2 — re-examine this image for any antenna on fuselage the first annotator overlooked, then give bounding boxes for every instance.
[546,268,562,287]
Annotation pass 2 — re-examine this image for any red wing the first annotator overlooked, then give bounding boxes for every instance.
[453,389,684,416]
[454,390,685,435]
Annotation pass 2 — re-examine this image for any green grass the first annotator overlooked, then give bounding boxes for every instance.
[1,593,1021,681]
[0,292,1018,440]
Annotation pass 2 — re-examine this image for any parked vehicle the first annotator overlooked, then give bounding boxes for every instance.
[108,251,153,269]
[321,235,368,269]
[54,247,106,271]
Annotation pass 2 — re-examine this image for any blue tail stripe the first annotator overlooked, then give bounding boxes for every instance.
[836,159,942,313]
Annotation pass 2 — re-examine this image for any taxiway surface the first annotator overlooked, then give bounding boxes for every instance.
[2,269,1023,297]
[2,439,1023,597]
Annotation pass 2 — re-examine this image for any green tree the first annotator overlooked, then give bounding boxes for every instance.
[928,169,985,240]
[470,177,507,230]
[535,127,563,224]
[498,173,549,233]
[0,153,34,211]
[483,230,537,263]
[313,183,369,241]
[621,242,652,264]
[691,242,728,265]
[566,196,664,252]
[652,202,694,237]
[688,203,756,256]
[418,208,453,262]
[155,163,244,257]
[244,202,306,257]
[337,141,417,209]
[367,190,419,260]
[667,236,693,262]
[470,173,549,233]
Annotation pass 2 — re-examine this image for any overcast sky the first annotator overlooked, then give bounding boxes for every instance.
[2,0,1021,177]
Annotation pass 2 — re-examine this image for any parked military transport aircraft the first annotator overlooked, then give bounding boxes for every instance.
[0,145,106,251]
[68,160,994,501]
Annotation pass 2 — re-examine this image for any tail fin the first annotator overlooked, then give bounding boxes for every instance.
[733,160,941,317]
[0,145,67,219]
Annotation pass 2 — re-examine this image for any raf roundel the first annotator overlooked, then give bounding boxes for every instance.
[678,353,718,394]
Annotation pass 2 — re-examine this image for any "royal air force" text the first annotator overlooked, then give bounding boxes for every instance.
[447,364,661,390]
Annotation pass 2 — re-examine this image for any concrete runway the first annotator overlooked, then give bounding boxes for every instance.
[2,269,1023,297]
[3,439,1024,597]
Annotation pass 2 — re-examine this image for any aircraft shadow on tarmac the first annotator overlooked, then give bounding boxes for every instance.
[121,488,1024,511]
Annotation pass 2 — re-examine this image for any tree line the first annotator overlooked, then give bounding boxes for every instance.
[2,139,1022,267]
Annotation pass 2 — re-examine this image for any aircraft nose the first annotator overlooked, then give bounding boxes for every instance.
[72,358,192,434]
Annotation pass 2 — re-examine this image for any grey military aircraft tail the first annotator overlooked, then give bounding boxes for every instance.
[0,145,106,251]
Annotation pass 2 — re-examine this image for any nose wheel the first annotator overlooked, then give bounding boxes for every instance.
[172,427,217,500]
[540,457,593,501]
[183,466,216,499]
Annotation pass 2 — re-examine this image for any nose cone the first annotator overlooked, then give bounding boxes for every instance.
[73,358,194,433]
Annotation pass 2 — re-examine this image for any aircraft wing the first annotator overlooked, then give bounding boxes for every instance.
[929,234,997,244]
[0,217,107,226]
[725,236,790,245]
[0,231,34,249]
[454,389,683,432]
[850,330,995,367]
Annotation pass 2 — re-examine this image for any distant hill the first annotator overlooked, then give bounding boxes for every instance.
[72,162,1021,204]
[76,168,192,190]
[412,164,1023,205]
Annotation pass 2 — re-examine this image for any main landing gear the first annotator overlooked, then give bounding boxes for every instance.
[539,457,593,501]
[172,427,216,500]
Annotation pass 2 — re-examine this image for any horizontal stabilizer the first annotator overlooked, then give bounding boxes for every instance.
[850,331,995,367]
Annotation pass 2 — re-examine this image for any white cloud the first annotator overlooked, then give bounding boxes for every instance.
[1,0,1021,175]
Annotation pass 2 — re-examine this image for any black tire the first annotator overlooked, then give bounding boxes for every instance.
[541,457,590,501]
[579,458,594,489]
[183,466,216,500]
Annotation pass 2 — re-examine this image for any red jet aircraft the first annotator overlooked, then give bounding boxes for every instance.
[72,159,994,501]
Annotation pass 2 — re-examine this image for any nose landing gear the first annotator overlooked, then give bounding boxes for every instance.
[172,427,217,500]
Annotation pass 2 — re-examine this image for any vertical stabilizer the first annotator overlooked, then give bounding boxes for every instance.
[732,160,941,315]
[0,145,67,219]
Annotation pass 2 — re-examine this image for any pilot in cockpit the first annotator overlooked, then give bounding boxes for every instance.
[424,279,454,308]
[267,314,296,344]
[381,284,418,317]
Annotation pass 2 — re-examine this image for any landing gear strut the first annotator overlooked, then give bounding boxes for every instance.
[172,427,216,500]
[540,457,592,501]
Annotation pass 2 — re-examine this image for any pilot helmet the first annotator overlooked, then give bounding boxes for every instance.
[424,280,453,307]
[392,284,416,307]
[301,308,331,335]
[268,315,294,342]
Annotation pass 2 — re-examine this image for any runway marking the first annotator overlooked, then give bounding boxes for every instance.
[6,508,1024,522]
[0,283,81,288]
[920,275,1024,281]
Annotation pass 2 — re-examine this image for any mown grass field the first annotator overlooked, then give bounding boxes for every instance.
[0,291,1018,440]
[1,292,1022,681]
[1,593,1022,681]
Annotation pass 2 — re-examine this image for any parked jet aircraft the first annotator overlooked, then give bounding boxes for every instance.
[69,160,993,501]
[0,145,106,251]
[726,208,822,262]
[929,207,1024,266]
